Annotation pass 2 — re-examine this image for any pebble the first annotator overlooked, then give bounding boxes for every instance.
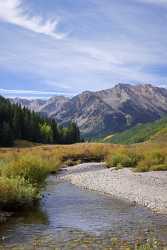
[58,162,167,213]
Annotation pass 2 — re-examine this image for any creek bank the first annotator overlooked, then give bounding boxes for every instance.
[59,162,167,213]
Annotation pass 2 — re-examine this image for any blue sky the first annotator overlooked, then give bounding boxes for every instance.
[0,0,167,99]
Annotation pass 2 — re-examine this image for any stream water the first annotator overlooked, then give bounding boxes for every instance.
[0,176,167,249]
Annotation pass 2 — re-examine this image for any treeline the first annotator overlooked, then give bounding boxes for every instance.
[0,96,81,147]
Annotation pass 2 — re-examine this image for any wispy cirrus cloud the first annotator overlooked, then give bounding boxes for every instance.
[0,0,65,39]
[0,88,75,99]
[0,0,167,97]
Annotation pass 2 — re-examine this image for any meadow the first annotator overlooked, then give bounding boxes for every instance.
[0,142,167,211]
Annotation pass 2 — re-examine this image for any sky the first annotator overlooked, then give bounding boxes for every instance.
[0,0,167,99]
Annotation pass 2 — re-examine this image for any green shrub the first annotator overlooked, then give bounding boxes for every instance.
[135,160,151,172]
[151,152,165,165]
[2,155,49,186]
[0,153,61,211]
[0,176,37,209]
[136,151,167,172]
[106,152,142,169]
[150,164,167,171]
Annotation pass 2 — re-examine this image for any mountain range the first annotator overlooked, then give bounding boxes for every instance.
[11,84,167,137]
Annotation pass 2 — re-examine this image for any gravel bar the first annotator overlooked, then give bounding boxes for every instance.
[59,163,167,213]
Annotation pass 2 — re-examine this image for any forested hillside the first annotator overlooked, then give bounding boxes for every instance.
[0,96,80,147]
[103,116,167,144]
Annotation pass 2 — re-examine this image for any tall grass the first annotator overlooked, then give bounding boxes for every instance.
[0,152,61,211]
[105,143,167,172]
[0,176,37,209]
[106,148,142,169]
[2,155,48,186]
[0,142,167,212]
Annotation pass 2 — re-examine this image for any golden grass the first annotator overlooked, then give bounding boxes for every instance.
[0,176,37,209]
[0,142,167,211]
[150,127,167,143]
[1,142,167,171]
[0,147,62,210]
[0,143,119,166]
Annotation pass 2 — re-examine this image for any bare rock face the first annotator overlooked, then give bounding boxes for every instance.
[10,98,46,112]
[11,84,167,137]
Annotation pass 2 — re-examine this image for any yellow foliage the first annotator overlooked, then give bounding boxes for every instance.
[0,142,167,210]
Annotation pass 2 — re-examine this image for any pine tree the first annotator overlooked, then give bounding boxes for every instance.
[0,96,81,146]
[0,122,14,147]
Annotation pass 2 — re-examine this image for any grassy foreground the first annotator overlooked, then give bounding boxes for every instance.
[0,142,167,212]
[0,143,108,211]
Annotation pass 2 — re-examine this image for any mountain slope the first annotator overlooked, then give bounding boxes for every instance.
[150,127,167,143]
[103,116,167,144]
[11,84,167,137]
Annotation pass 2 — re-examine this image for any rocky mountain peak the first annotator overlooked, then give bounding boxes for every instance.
[10,83,167,137]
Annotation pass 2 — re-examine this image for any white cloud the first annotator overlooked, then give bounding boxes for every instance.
[0,88,64,95]
[0,0,167,93]
[1,35,166,91]
[0,88,75,99]
[0,0,65,39]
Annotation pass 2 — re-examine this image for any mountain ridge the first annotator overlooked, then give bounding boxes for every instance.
[10,83,167,137]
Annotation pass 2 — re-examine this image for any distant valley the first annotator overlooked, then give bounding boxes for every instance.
[11,83,167,137]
